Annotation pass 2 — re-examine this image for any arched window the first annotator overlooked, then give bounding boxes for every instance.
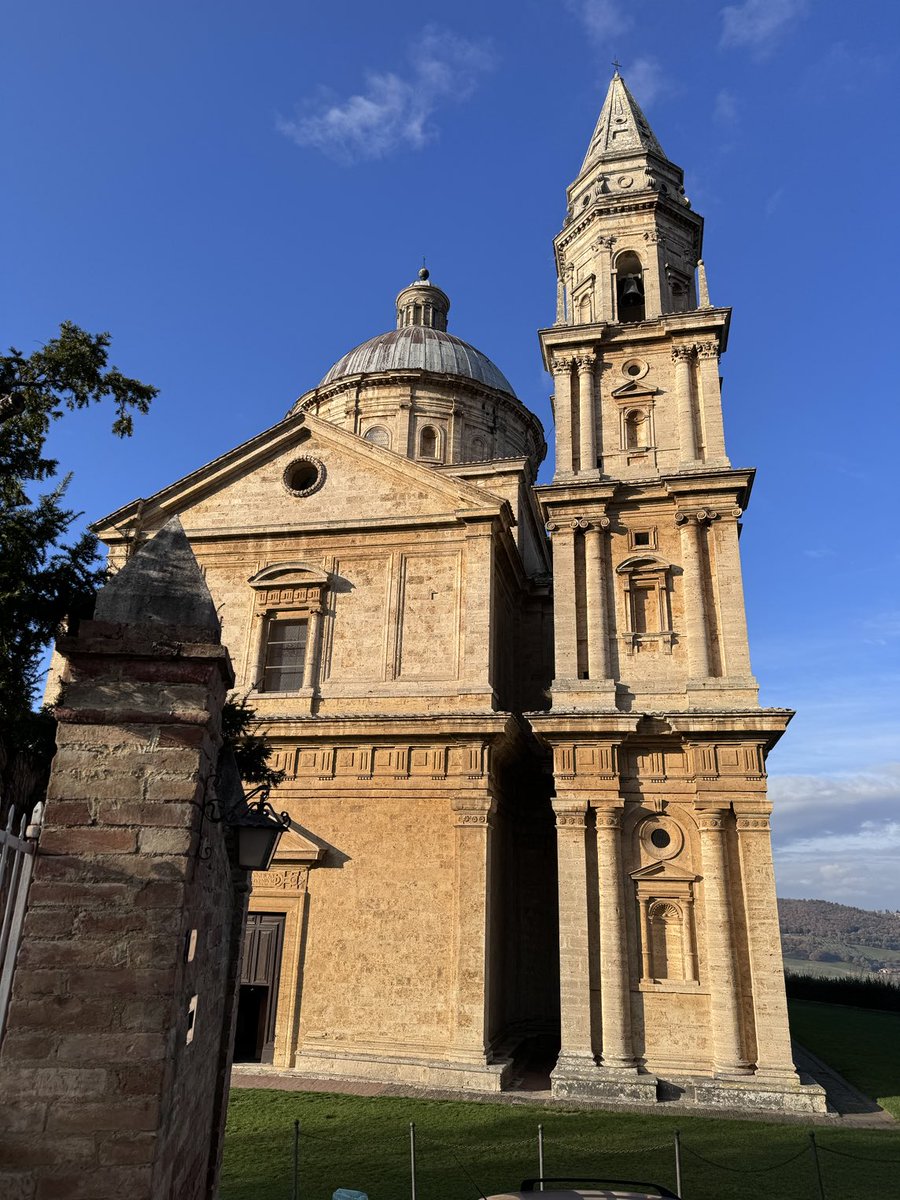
[615,250,645,323]
[364,425,391,448]
[419,426,438,459]
[625,409,650,450]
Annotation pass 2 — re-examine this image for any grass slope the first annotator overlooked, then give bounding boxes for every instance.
[788,1000,900,1119]
[221,1004,900,1200]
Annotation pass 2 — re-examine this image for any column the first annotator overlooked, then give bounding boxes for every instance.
[450,795,496,1061]
[595,808,635,1068]
[302,603,324,690]
[549,522,578,684]
[551,354,574,477]
[642,231,663,318]
[672,346,697,462]
[591,235,616,321]
[552,801,596,1073]
[709,513,753,679]
[576,353,597,474]
[556,272,566,325]
[695,341,729,464]
[697,810,750,1074]
[638,896,652,980]
[736,814,797,1079]
[584,520,611,681]
[676,512,711,679]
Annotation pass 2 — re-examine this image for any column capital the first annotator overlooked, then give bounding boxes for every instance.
[736,815,771,832]
[695,340,720,360]
[696,811,728,832]
[451,794,496,826]
[575,352,596,372]
[592,234,617,251]
[675,507,725,526]
[551,352,575,374]
[594,808,623,830]
[672,344,695,364]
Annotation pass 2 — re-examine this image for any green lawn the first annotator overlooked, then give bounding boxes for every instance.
[788,999,900,1119]
[221,1003,900,1200]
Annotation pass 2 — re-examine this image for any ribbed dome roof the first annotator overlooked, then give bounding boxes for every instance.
[319,327,517,398]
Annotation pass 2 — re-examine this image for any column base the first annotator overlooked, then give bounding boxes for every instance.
[691,1074,828,1114]
[551,1056,659,1104]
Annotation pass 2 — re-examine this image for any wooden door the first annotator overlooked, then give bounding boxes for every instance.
[237,912,285,1063]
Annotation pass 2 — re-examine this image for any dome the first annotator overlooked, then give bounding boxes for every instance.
[319,326,517,398]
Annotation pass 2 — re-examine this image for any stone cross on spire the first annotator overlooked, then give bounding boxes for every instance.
[579,71,666,175]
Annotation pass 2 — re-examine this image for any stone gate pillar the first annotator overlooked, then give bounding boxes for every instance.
[0,518,249,1200]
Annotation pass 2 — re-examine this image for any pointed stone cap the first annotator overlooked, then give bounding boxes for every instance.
[94,516,220,638]
[579,72,666,174]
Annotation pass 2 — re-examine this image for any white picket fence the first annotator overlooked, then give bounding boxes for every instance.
[0,801,43,1040]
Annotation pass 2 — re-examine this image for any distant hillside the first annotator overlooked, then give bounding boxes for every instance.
[778,898,900,977]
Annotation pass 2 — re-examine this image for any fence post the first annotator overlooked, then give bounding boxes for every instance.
[673,1130,682,1198]
[410,1121,417,1200]
[809,1132,826,1200]
[293,1119,300,1200]
[538,1123,545,1190]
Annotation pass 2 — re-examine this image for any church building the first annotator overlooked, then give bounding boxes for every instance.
[93,73,825,1112]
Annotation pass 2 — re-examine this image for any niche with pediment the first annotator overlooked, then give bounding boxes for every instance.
[630,812,700,990]
[612,375,660,467]
[616,554,674,654]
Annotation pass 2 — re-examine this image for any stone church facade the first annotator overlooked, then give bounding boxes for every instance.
[91,75,824,1111]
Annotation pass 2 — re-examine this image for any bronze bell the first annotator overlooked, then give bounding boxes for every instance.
[620,274,644,303]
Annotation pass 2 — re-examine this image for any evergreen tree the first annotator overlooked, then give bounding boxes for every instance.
[0,322,156,813]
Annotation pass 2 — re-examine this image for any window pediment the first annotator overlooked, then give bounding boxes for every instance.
[249,563,330,590]
[616,554,670,575]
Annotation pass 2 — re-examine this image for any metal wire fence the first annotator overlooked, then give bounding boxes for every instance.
[268,1119,900,1200]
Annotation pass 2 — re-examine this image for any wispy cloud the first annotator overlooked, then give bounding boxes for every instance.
[277,27,494,164]
[566,0,632,41]
[720,0,808,56]
[621,56,667,108]
[713,89,739,125]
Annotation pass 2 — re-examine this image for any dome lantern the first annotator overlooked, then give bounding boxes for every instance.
[395,267,450,332]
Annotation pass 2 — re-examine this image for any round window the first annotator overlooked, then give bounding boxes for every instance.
[639,816,683,861]
[283,457,325,497]
[621,358,648,380]
[650,828,671,849]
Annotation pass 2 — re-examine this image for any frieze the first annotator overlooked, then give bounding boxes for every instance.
[696,814,726,832]
[555,812,587,829]
[258,867,307,891]
[736,817,771,831]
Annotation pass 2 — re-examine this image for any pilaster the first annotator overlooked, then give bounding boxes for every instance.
[696,809,751,1075]
[575,352,598,475]
[551,354,575,477]
[450,795,497,1064]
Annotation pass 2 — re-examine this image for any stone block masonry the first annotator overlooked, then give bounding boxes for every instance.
[0,519,251,1200]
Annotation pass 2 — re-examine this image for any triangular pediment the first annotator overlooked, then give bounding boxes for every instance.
[611,380,659,400]
[631,861,698,882]
[92,412,506,543]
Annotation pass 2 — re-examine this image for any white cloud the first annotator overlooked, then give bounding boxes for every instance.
[567,0,632,41]
[277,27,494,164]
[720,0,808,55]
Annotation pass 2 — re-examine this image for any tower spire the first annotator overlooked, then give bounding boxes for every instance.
[579,71,666,175]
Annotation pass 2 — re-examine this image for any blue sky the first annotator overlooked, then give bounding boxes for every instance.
[3,0,898,907]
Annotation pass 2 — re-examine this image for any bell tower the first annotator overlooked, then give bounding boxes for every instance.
[530,74,826,1113]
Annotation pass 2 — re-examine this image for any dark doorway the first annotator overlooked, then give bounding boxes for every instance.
[234,912,285,1063]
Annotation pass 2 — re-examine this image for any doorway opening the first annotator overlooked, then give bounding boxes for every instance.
[234,912,285,1063]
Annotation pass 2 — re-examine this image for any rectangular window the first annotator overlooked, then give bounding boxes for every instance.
[262,618,308,692]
